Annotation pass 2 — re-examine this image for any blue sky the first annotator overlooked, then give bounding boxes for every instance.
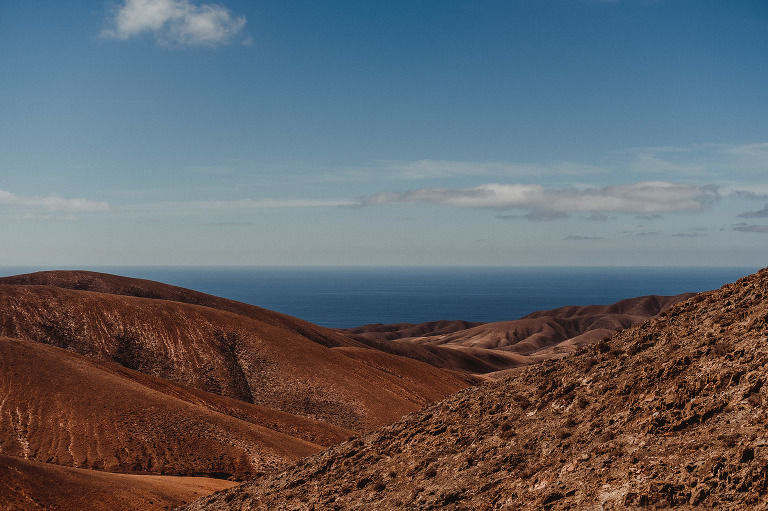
[1,0,767,266]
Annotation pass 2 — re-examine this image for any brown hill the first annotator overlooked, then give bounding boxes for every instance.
[0,336,350,479]
[344,294,693,376]
[0,270,360,349]
[0,275,472,432]
[0,270,473,511]
[183,268,768,510]
[0,454,237,511]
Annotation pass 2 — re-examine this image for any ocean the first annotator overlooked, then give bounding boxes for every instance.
[0,266,760,328]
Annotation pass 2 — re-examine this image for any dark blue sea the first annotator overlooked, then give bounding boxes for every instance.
[0,266,759,328]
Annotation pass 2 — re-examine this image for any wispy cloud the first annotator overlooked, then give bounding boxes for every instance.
[565,235,606,240]
[619,142,768,177]
[738,203,768,219]
[102,0,247,46]
[622,230,661,236]
[720,142,768,172]
[367,142,768,182]
[734,223,768,234]
[496,211,571,222]
[361,181,718,214]
[672,232,707,238]
[0,189,111,212]
[137,198,356,210]
[729,188,768,199]
[377,159,606,180]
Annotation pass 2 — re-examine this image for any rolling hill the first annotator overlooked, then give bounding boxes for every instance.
[0,272,473,431]
[0,270,474,510]
[343,293,693,377]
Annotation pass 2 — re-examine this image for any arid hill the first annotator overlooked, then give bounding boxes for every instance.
[1,336,350,479]
[0,271,473,511]
[0,454,237,511]
[0,273,473,431]
[184,267,768,510]
[0,270,357,349]
[343,293,693,376]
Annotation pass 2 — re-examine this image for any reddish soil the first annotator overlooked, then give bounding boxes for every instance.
[0,336,347,479]
[0,269,733,511]
[0,454,237,511]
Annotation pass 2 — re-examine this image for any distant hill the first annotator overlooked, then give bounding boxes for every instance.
[184,267,768,510]
[343,293,693,376]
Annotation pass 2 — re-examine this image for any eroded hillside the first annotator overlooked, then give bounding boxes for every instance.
[0,271,474,511]
[0,273,472,432]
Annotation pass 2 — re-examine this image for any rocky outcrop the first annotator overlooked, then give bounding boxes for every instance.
[184,268,768,510]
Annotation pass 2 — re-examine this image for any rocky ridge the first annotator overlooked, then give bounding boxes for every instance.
[183,267,768,510]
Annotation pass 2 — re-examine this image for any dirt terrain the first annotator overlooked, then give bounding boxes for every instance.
[0,336,349,479]
[184,267,768,510]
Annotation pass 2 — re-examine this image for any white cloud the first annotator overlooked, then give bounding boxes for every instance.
[102,0,246,46]
[361,181,718,214]
[0,189,111,212]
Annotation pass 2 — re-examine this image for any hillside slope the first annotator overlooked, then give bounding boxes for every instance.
[0,336,351,479]
[0,454,237,511]
[184,267,768,510]
[0,270,358,349]
[0,276,472,432]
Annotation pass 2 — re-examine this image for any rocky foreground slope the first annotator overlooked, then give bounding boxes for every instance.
[184,267,768,510]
